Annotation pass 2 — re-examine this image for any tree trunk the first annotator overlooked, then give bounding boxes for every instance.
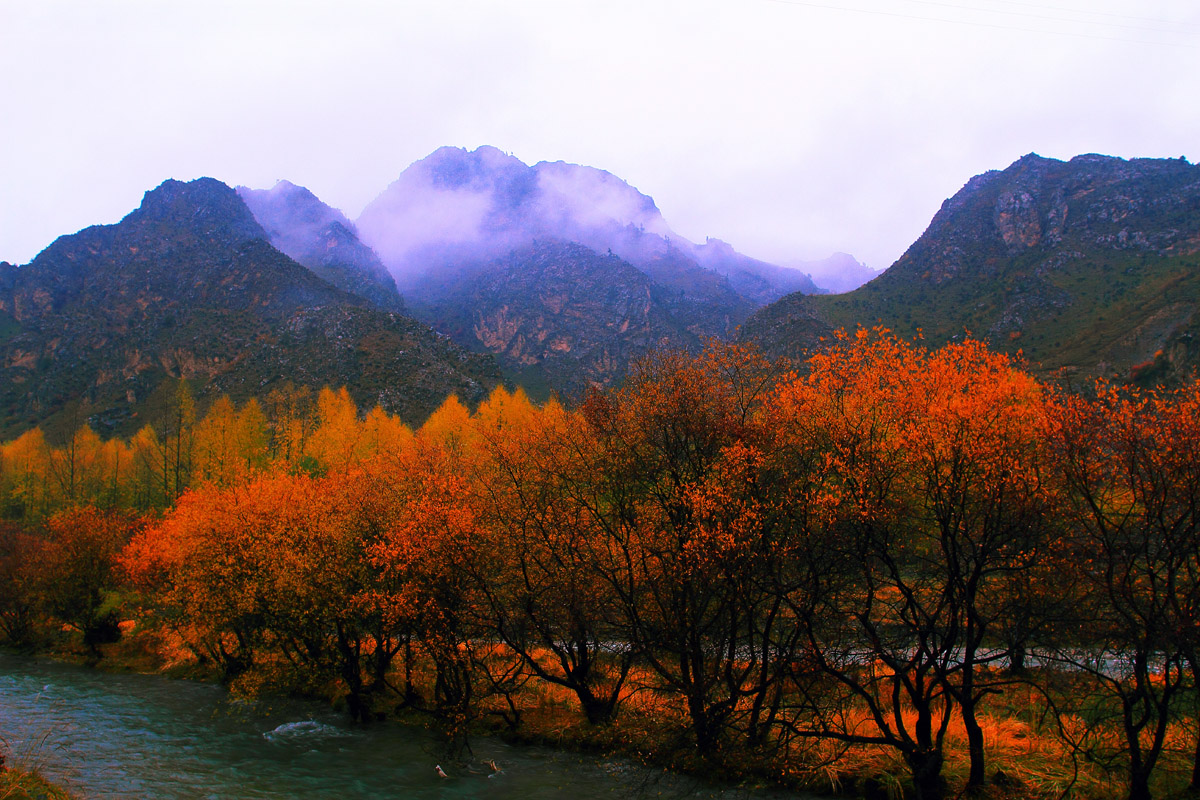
[1128,766,1153,800]
[958,659,986,789]
[1189,657,1200,792]
[961,698,986,789]
[905,748,945,800]
[687,692,720,757]
[1008,641,1027,675]
[580,693,617,725]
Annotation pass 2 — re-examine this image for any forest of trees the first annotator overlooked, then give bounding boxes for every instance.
[2,331,1199,800]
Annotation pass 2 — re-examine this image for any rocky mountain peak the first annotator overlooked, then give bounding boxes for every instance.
[127,177,266,248]
[238,181,355,255]
[531,160,669,237]
[422,145,533,195]
[356,145,824,305]
[896,152,1200,287]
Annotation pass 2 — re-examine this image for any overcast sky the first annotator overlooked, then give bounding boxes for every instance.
[2,0,1197,271]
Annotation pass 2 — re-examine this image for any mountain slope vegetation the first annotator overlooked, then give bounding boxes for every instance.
[742,153,1200,384]
[0,178,497,439]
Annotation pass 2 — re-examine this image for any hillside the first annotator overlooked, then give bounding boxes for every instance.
[349,145,820,392]
[0,178,498,439]
[412,240,741,397]
[741,153,1200,384]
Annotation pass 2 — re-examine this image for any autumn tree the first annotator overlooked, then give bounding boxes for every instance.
[364,437,496,741]
[263,382,315,470]
[578,342,793,756]
[468,389,635,725]
[1049,381,1200,800]
[360,405,413,459]
[305,387,365,472]
[192,396,269,487]
[0,428,51,520]
[0,522,44,645]
[134,379,197,504]
[761,331,1056,798]
[903,340,1055,788]
[768,331,953,800]
[127,471,411,720]
[35,506,139,654]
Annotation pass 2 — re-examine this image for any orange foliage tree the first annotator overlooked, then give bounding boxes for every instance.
[0,428,52,520]
[126,471,407,720]
[36,506,141,654]
[467,388,635,725]
[766,330,1056,800]
[362,436,493,741]
[1049,381,1200,800]
[0,521,44,646]
[192,395,269,488]
[577,343,791,756]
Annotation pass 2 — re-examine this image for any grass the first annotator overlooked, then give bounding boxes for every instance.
[1,726,74,800]
[0,768,74,800]
[459,656,1131,799]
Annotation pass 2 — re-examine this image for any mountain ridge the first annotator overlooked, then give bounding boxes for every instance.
[355,145,828,301]
[740,152,1200,385]
[0,178,498,439]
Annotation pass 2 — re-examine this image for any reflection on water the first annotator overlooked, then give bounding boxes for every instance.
[0,652,808,799]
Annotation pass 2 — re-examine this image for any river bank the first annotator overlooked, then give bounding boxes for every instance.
[0,767,74,800]
[2,629,1134,800]
[0,647,812,800]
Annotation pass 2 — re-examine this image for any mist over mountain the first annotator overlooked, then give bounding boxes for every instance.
[346,146,835,392]
[742,153,1200,385]
[355,145,824,300]
[0,178,497,438]
[237,181,404,312]
[783,252,881,294]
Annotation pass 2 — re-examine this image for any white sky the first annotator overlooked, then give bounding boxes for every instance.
[1,0,1197,270]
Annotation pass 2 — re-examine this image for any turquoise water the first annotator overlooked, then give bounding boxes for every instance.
[0,652,808,799]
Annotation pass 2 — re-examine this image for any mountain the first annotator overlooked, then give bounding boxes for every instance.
[741,153,1200,385]
[782,252,880,294]
[413,240,745,397]
[356,146,822,300]
[236,180,404,312]
[353,146,822,392]
[0,178,498,439]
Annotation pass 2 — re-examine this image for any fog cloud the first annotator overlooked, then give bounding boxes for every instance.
[2,0,1194,276]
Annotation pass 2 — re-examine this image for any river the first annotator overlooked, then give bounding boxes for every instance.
[0,652,809,799]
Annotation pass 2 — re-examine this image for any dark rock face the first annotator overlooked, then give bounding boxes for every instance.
[742,153,1200,384]
[237,181,404,312]
[0,178,498,438]
[413,240,731,398]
